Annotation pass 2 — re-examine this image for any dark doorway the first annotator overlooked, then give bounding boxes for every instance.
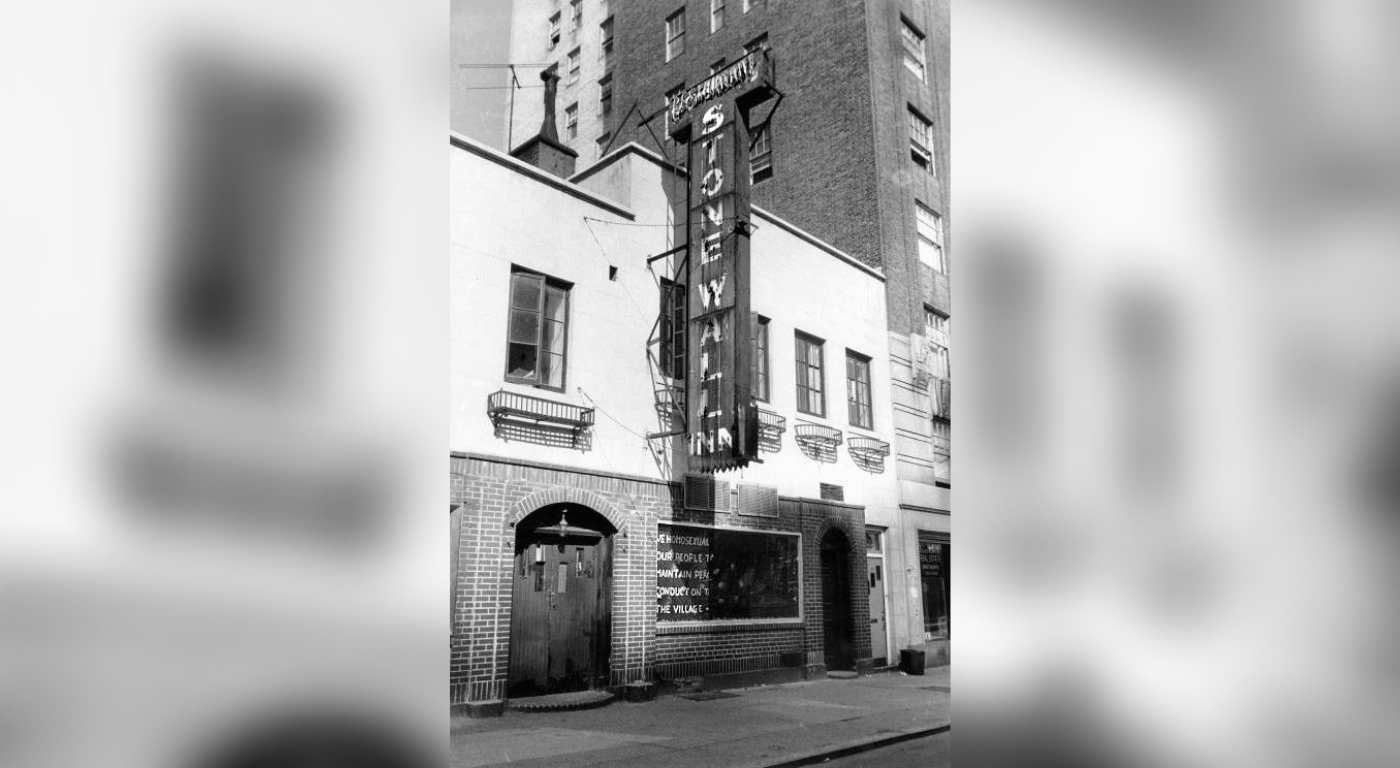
[508,504,614,698]
[820,529,855,671]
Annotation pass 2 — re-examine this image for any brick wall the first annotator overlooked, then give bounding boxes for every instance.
[451,452,874,702]
[594,0,954,514]
[652,495,872,678]
[792,498,873,670]
[865,0,949,335]
[508,0,949,305]
[450,452,676,703]
[610,0,884,272]
[654,624,803,679]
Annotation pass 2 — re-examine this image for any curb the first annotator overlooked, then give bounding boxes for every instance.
[745,724,951,768]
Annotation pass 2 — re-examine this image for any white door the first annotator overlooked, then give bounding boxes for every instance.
[865,528,889,665]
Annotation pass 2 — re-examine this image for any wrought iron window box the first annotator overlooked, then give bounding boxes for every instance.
[793,422,843,446]
[847,436,891,460]
[848,435,891,473]
[757,408,786,437]
[487,389,594,447]
[755,408,785,454]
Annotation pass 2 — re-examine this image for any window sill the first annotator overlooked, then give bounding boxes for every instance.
[504,378,567,395]
[657,618,803,634]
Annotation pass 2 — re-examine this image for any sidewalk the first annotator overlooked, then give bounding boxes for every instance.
[450,667,950,768]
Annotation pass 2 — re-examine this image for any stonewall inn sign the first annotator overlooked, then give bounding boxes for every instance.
[669,50,775,473]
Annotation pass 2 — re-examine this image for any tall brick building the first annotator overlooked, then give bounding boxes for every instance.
[503,0,951,658]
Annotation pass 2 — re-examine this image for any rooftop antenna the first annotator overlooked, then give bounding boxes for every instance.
[456,63,549,151]
[507,64,521,151]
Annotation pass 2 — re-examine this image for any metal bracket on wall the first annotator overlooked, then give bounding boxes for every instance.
[646,244,688,265]
[743,87,784,139]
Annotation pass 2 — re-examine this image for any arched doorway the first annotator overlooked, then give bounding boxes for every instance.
[820,528,855,671]
[508,503,615,698]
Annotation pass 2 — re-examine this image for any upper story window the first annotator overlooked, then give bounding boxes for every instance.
[599,74,613,115]
[916,201,945,273]
[750,123,772,182]
[744,32,769,57]
[659,278,686,380]
[567,48,581,85]
[600,17,614,63]
[709,58,727,76]
[570,0,583,29]
[755,316,770,401]
[901,19,927,81]
[665,8,686,62]
[794,331,826,417]
[846,351,873,429]
[506,269,570,390]
[908,106,935,174]
[548,12,562,50]
[743,0,758,12]
[596,132,611,159]
[932,419,950,482]
[925,307,950,380]
[565,102,579,139]
[711,0,726,33]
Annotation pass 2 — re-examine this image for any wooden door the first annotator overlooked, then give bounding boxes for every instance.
[508,534,608,697]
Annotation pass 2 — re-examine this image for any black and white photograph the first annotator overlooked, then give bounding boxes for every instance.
[6,2,1400,767]
[449,1,950,765]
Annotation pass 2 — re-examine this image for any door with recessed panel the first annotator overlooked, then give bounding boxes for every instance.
[508,531,610,697]
[867,557,888,666]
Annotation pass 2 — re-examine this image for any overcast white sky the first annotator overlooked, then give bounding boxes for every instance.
[451,0,514,151]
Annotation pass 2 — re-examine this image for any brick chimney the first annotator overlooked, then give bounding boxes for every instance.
[510,68,577,179]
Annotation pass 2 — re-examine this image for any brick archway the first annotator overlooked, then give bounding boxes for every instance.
[811,513,870,671]
[815,517,860,553]
[499,485,629,699]
[504,486,628,536]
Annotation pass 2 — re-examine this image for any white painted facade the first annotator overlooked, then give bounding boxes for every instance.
[452,132,931,662]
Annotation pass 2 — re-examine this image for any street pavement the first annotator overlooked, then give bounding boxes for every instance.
[818,730,950,768]
[450,666,950,768]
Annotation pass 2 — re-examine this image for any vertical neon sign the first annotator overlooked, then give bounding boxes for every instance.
[672,51,773,473]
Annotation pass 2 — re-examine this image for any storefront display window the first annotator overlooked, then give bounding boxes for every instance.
[918,531,949,640]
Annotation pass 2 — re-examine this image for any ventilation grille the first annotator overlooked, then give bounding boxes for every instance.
[819,483,844,502]
[736,483,778,518]
[685,474,732,511]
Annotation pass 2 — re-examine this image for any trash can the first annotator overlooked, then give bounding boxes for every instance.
[900,648,926,675]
